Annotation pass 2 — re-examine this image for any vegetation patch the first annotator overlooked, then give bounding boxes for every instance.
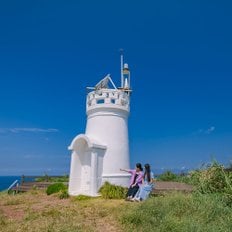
[58,189,69,199]
[35,175,69,183]
[4,198,22,206]
[99,181,127,199]
[0,210,7,226]
[1,161,231,231]
[73,195,93,201]
[121,192,232,232]
[157,170,178,181]
[46,183,67,195]
[189,161,232,194]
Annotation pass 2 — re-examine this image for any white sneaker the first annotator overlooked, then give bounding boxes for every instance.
[125,196,132,201]
[134,198,141,202]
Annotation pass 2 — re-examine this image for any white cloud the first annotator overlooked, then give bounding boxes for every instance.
[194,126,215,135]
[0,128,59,133]
[205,126,215,134]
[23,154,41,159]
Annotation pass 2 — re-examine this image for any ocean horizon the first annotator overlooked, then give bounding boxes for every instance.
[0,175,63,191]
[0,176,21,191]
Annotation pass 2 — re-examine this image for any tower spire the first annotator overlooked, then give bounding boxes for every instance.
[120,49,124,88]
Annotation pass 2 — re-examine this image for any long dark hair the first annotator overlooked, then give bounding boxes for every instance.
[144,163,151,182]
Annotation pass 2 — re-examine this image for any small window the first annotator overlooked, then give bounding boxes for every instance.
[97,99,104,104]
[111,99,116,104]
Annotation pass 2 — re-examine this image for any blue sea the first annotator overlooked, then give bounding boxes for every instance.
[0,176,21,191]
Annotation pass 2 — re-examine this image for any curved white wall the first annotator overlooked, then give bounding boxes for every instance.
[69,88,131,196]
[85,90,131,187]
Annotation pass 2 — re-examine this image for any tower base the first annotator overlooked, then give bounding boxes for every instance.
[101,173,131,188]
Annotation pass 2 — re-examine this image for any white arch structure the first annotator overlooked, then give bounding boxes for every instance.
[68,134,106,196]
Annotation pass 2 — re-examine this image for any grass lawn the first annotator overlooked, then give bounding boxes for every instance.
[0,190,231,232]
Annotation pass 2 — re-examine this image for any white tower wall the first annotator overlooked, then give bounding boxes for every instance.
[69,68,132,196]
[86,89,131,187]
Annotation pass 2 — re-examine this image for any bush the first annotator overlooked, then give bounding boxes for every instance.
[58,189,69,199]
[156,171,193,184]
[46,183,67,195]
[157,171,178,181]
[99,182,127,199]
[190,161,232,195]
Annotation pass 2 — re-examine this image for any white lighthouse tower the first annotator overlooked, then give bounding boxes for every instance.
[68,55,132,196]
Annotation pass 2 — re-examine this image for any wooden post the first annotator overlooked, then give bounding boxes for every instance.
[21,175,25,184]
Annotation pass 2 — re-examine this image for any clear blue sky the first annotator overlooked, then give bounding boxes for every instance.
[0,0,231,175]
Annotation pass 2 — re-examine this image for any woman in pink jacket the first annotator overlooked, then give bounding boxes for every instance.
[120,163,144,200]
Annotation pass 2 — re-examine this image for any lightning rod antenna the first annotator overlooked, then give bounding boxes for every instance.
[120,49,124,88]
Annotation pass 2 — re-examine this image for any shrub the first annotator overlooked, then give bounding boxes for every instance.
[157,171,178,181]
[58,189,69,199]
[99,182,127,199]
[190,161,232,195]
[46,183,67,195]
[156,171,193,184]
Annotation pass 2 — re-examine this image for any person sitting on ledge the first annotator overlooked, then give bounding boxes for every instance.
[132,163,155,202]
[120,163,143,201]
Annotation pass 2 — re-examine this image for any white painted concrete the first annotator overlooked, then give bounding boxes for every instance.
[68,77,131,196]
